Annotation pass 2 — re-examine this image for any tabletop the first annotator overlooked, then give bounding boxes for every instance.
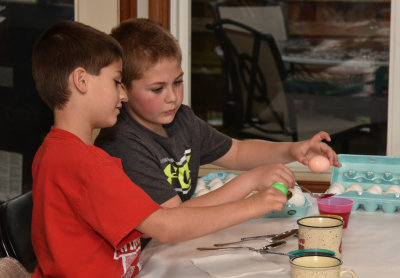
[137,194,400,278]
[279,38,389,68]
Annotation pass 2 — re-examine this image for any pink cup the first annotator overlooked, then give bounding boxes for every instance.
[317,197,354,229]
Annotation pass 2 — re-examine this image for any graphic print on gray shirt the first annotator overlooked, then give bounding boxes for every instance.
[95,105,232,204]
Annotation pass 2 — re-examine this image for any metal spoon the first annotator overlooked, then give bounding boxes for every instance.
[213,228,297,247]
[197,240,286,252]
[198,243,335,258]
[260,248,336,258]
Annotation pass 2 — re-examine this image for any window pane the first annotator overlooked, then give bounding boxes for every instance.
[191,0,390,155]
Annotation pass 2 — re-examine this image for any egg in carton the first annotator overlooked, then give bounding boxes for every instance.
[329,154,400,213]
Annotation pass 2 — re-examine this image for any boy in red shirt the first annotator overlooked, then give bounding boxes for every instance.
[31,21,290,277]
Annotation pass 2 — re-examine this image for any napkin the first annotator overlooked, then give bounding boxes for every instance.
[191,252,285,278]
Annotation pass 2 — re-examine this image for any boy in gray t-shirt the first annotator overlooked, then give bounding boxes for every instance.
[96,18,341,208]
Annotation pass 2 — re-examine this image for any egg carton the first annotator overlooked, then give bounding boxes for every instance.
[197,172,311,218]
[330,154,400,213]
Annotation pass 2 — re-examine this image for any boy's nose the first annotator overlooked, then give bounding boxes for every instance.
[120,86,128,102]
[166,86,178,102]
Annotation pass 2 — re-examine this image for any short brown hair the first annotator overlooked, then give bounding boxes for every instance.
[110,18,182,88]
[32,21,123,110]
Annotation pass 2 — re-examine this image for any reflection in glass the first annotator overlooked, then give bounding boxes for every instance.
[0,0,74,192]
[191,0,390,155]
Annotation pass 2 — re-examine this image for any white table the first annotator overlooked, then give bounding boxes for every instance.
[137,195,400,277]
[281,55,388,68]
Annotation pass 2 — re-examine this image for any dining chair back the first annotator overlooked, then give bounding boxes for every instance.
[0,191,37,273]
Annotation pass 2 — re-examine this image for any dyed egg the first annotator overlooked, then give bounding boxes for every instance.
[367,184,383,195]
[308,155,330,173]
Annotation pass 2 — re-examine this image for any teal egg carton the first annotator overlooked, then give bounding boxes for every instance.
[197,172,311,218]
[331,154,400,213]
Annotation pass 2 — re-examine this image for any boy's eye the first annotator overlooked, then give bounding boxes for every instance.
[114,80,122,86]
[174,80,183,86]
[151,87,163,93]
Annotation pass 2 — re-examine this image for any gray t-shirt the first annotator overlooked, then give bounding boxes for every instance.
[95,105,232,204]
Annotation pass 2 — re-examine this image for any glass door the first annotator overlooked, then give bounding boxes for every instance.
[190,0,390,156]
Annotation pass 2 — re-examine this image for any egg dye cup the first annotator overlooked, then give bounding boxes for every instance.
[317,197,354,229]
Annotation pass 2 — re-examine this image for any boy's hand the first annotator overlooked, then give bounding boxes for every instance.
[290,131,341,168]
[251,164,295,192]
[248,187,288,219]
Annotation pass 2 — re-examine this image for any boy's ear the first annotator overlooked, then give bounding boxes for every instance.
[72,67,88,94]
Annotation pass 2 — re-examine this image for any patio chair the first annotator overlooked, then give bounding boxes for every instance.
[211,18,371,145]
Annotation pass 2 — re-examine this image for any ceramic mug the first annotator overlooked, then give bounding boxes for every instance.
[290,255,357,278]
[297,215,344,258]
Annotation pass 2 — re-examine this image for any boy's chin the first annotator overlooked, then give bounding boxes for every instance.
[100,118,118,128]
[162,115,176,125]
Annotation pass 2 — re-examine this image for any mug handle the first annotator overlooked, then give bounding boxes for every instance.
[340,268,357,277]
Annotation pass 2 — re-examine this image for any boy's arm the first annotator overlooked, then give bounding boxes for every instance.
[213,131,339,170]
[180,164,294,207]
[136,186,287,243]
[160,163,295,209]
[216,139,294,170]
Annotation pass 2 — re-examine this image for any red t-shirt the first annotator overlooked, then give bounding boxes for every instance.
[31,127,160,277]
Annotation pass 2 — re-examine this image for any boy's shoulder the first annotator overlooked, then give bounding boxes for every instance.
[40,127,116,167]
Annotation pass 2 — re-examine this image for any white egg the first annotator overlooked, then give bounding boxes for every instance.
[384,185,400,194]
[208,177,223,187]
[326,186,342,195]
[345,183,363,193]
[195,179,207,194]
[329,182,345,194]
[384,188,398,195]
[195,188,210,197]
[288,191,306,206]
[367,184,383,195]
[224,173,237,184]
[209,178,224,191]
[292,185,303,193]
